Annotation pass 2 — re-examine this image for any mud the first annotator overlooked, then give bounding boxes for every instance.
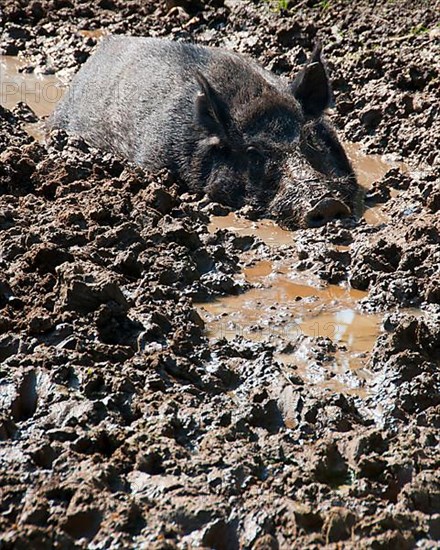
[0,1,439,549]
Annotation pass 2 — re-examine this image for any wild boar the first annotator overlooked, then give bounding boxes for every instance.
[52,37,359,228]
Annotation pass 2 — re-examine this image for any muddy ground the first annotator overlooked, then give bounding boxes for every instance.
[0,1,439,548]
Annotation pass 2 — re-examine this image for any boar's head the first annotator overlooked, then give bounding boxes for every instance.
[188,44,360,229]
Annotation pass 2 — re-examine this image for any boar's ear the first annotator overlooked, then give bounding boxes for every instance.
[194,72,229,136]
[289,43,332,118]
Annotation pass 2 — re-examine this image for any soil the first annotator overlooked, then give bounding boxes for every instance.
[0,1,439,549]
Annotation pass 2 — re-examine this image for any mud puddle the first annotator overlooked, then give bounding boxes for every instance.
[0,55,64,139]
[198,260,381,396]
[208,213,293,246]
[344,141,409,225]
[77,29,108,39]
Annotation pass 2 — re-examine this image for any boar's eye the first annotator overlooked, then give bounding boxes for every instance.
[246,146,265,166]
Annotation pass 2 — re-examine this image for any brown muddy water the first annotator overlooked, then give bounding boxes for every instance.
[345,141,408,225]
[0,55,65,139]
[0,54,409,396]
[199,225,382,396]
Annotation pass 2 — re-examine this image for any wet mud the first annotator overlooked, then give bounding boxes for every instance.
[0,1,439,549]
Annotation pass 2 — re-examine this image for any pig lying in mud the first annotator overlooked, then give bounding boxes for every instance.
[52,36,360,228]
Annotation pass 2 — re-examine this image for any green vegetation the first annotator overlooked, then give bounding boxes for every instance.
[265,0,290,12]
[318,0,332,9]
[410,23,429,35]
[263,0,336,13]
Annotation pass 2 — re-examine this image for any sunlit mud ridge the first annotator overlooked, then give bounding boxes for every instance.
[0,1,439,548]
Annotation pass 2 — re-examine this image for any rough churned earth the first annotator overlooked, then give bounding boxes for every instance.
[0,1,439,549]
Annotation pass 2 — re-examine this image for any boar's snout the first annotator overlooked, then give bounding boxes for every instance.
[304,198,351,228]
